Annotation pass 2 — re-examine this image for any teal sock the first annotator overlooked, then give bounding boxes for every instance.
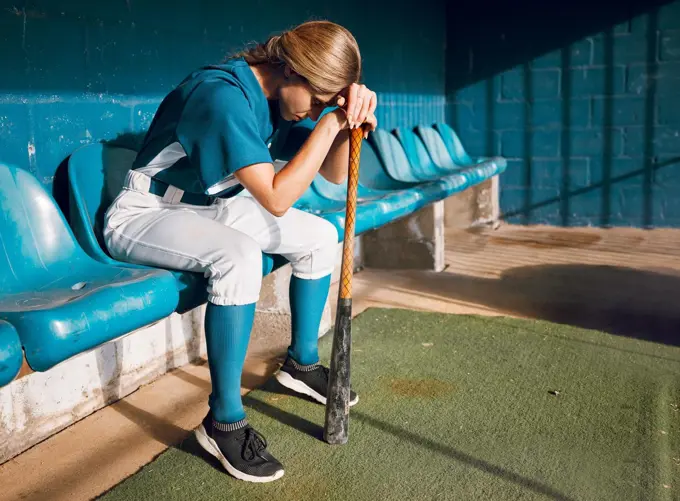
[288,274,331,366]
[204,302,255,424]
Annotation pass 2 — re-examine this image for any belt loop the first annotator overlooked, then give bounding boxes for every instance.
[172,187,185,204]
[162,186,184,204]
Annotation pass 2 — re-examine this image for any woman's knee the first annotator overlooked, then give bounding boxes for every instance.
[317,218,339,252]
[208,238,263,305]
[292,218,339,280]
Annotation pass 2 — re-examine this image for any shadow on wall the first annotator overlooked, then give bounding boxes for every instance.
[501,156,680,224]
[445,0,672,90]
[446,0,680,228]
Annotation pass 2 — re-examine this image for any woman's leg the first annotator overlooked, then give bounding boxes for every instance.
[204,302,255,424]
[288,273,331,365]
[214,195,358,407]
[214,195,338,365]
[105,190,286,481]
[105,191,263,424]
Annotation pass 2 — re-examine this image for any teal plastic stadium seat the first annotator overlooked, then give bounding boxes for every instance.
[394,127,453,180]
[296,178,420,240]
[358,136,482,205]
[368,130,471,196]
[294,136,480,237]
[294,184,383,240]
[432,122,474,165]
[420,124,508,184]
[67,143,286,314]
[0,163,179,372]
[356,139,416,192]
[398,127,507,186]
[0,320,22,387]
[356,138,473,206]
[430,122,509,180]
[369,129,427,183]
[415,125,465,170]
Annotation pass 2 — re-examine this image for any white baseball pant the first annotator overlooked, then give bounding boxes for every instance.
[103,170,338,305]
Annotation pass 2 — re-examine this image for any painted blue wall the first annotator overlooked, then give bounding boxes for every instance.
[0,0,446,194]
[446,0,680,228]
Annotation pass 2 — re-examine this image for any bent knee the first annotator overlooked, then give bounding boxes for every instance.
[318,218,339,248]
[208,238,263,305]
[292,218,339,280]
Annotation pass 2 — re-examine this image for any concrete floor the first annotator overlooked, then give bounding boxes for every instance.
[2,224,680,501]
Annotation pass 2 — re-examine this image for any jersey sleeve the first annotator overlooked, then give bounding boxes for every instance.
[176,80,273,192]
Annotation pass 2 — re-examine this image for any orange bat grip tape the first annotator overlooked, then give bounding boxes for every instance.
[339,126,364,300]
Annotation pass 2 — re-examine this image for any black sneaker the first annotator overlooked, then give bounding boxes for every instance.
[194,411,284,483]
[275,356,359,406]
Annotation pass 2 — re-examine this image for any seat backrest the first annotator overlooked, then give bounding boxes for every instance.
[394,127,448,179]
[416,125,461,169]
[433,123,473,165]
[0,163,82,292]
[369,130,422,183]
[358,138,413,191]
[68,143,137,262]
[312,173,347,201]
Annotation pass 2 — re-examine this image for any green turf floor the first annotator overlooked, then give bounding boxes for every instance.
[98,308,680,501]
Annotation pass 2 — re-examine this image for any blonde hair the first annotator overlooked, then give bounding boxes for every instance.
[232,20,361,95]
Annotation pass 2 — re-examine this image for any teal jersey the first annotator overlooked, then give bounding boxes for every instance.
[133,57,298,198]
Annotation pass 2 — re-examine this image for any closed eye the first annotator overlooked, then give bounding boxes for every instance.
[313,97,334,107]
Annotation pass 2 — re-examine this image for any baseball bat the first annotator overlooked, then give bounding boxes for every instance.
[323,125,364,445]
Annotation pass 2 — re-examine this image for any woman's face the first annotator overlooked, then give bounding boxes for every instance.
[278,72,337,123]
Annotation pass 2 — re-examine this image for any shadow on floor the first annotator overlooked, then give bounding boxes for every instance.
[243,379,325,441]
[398,263,680,346]
[111,400,190,447]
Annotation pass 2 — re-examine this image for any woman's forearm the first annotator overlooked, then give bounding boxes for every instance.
[318,129,350,184]
[236,112,343,216]
[271,113,342,209]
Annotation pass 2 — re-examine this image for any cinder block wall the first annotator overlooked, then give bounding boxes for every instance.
[0,1,446,198]
[446,0,680,228]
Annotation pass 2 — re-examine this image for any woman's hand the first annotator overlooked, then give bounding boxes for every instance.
[324,108,377,140]
[335,83,378,139]
[359,113,378,139]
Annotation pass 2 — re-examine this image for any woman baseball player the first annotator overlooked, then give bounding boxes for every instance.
[103,20,377,482]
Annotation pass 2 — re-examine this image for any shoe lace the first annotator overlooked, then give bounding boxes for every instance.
[241,427,268,461]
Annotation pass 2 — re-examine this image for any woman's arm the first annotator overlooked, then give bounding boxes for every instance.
[318,112,377,184]
[318,85,378,184]
[318,129,350,184]
[234,109,346,216]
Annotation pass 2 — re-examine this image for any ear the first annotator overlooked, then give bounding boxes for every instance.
[283,65,292,79]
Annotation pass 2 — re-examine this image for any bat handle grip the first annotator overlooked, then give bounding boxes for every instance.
[339,126,364,300]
